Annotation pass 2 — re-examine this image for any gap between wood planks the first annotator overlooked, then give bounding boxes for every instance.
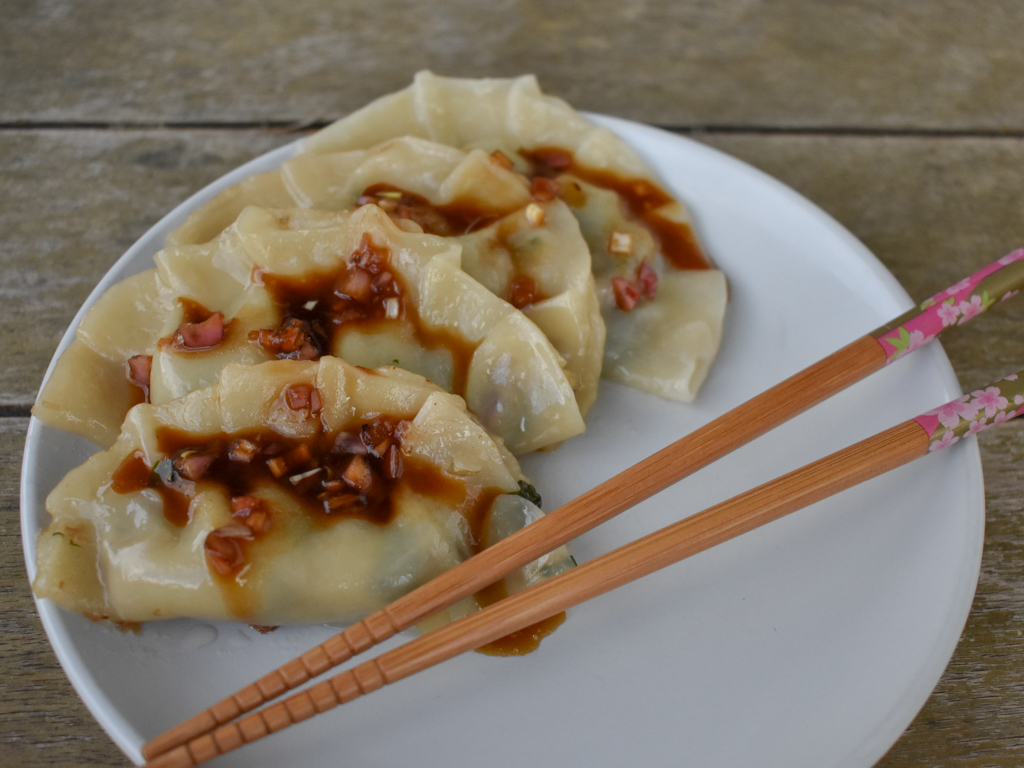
[3,121,1024,140]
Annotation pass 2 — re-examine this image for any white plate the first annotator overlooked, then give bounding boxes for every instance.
[21,116,983,768]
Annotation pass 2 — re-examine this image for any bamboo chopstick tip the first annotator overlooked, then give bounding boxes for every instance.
[142,744,195,768]
[141,712,214,761]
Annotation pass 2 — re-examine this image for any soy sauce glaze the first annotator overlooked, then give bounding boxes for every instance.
[109,389,560,652]
[250,232,403,361]
[250,233,477,396]
[110,401,501,590]
[474,578,568,657]
[358,183,505,237]
[360,183,552,310]
[520,147,711,271]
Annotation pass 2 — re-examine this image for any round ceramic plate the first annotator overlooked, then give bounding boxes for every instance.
[21,115,983,768]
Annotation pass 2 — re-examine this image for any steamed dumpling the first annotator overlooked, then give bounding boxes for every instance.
[33,358,573,626]
[301,71,727,401]
[33,204,585,455]
[302,72,652,177]
[565,178,727,400]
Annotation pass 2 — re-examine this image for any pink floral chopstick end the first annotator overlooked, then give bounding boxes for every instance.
[914,371,1024,452]
[872,249,1024,364]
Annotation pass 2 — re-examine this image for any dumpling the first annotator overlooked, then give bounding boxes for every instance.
[301,71,727,401]
[564,176,727,400]
[166,136,531,248]
[33,204,585,455]
[32,358,574,626]
[302,72,650,172]
[168,136,605,414]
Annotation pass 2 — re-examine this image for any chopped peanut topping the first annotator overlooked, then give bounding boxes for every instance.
[204,528,247,577]
[610,261,658,312]
[176,450,216,481]
[489,150,515,170]
[530,176,560,202]
[266,456,289,478]
[525,203,546,227]
[609,231,633,257]
[228,439,258,463]
[342,455,375,493]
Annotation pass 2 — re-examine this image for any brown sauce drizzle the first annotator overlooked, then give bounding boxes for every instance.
[486,213,552,311]
[251,233,401,360]
[110,450,154,494]
[473,579,567,656]
[505,275,544,310]
[109,394,564,652]
[358,183,506,237]
[109,401,503,594]
[476,613,568,656]
[251,233,477,396]
[520,147,711,271]
[359,184,556,312]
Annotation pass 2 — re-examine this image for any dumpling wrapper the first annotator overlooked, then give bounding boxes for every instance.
[33,204,585,455]
[301,71,727,402]
[168,136,604,414]
[33,358,573,626]
[167,135,530,247]
[31,230,280,448]
[302,72,651,177]
[566,179,728,400]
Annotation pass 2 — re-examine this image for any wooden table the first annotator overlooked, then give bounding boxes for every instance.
[3,2,1024,766]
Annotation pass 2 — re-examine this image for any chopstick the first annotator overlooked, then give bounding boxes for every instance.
[144,364,1024,768]
[142,249,1024,761]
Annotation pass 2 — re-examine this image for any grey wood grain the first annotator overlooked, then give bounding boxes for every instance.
[4,1,1024,130]
[0,129,289,407]
[0,419,129,767]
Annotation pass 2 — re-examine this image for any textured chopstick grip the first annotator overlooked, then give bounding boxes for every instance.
[914,369,1024,451]
[871,249,1024,363]
[140,610,401,760]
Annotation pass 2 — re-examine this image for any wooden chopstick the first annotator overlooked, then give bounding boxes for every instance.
[144,365,1024,768]
[142,250,1024,761]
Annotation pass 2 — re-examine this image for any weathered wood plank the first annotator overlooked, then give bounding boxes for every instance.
[3,1,1024,130]
[0,419,129,767]
[0,129,289,407]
